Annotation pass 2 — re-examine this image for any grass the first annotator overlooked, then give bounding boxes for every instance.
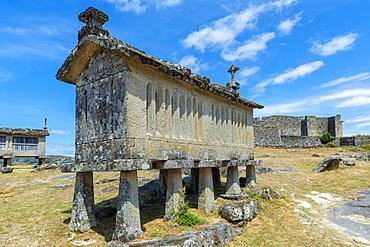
[1,147,369,246]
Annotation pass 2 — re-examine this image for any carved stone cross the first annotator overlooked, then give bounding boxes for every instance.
[226,64,240,91]
[227,64,240,82]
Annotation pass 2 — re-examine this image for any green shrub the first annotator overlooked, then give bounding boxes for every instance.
[361,144,370,150]
[176,202,206,227]
[320,132,335,144]
[326,142,338,148]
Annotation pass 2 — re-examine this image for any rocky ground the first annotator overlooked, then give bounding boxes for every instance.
[0,147,369,246]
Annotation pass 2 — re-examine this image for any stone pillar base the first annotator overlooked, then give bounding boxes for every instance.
[112,170,143,242]
[225,166,241,195]
[245,165,257,187]
[198,167,215,213]
[69,172,96,232]
[164,169,184,222]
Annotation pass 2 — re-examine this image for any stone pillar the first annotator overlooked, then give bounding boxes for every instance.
[112,170,143,242]
[198,167,215,213]
[4,158,12,167]
[225,166,241,195]
[245,165,257,187]
[158,169,168,204]
[191,168,199,194]
[69,172,96,232]
[212,167,222,187]
[164,169,184,222]
[38,158,46,166]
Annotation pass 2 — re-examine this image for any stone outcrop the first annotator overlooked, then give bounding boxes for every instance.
[356,153,370,161]
[108,222,241,247]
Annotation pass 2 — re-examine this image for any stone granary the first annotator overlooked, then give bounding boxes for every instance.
[56,7,263,243]
[0,127,49,171]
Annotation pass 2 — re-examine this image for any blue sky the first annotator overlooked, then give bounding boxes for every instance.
[1,0,369,156]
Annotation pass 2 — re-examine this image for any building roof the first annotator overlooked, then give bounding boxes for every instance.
[56,7,264,110]
[0,127,49,137]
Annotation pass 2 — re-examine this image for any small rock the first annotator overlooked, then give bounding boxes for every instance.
[342,158,355,166]
[66,231,77,240]
[94,178,115,184]
[256,167,275,175]
[312,154,320,157]
[101,185,119,193]
[279,168,299,172]
[220,192,250,201]
[251,187,283,200]
[50,184,71,188]
[71,239,96,245]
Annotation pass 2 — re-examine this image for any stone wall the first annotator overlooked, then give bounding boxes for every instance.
[280,136,323,148]
[254,114,343,148]
[339,136,370,147]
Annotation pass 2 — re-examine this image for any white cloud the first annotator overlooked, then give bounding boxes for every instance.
[0,26,27,35]
[278,11,302,35]
[272,61,324,85]
[221,32,275,61]
[336,96,370,108]
[178,55,209,74]
[310,33,359,56]
[240,66,260,77]
[345,115,370,124]
[317,72,370,88]
[182,0,297,52]
[51,129,72,135]
[104,0,183,14]
[255,100,309,116]
[314,88,370,104]
[0,70,13,82]
[254,61,324,93]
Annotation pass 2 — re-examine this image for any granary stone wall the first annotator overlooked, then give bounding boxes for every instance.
[72,48,257,167]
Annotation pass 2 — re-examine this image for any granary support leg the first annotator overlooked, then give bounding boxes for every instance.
[164,168,184,222]
[191,168,199,194]
[245,165,257,187]
[112,170,143,242]
[225,165,241,195]
[4,158,12,167]
[38,158,46,167]
[69,172,96,232]
[198,167,215,213]
[212,167,222,187]
[158,169,168,204]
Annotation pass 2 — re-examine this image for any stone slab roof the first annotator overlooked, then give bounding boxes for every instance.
[56,7,263,110]
[0,127,49,136]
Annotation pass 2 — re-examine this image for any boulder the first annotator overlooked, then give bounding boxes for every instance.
[0,167,13,173]
[256,166,275,175]
[251,187,283,201]
[312,156,342,172]
[205,222,242,246]
[356,153,370,162]
[218,199,261,223]
[342,158,355,166]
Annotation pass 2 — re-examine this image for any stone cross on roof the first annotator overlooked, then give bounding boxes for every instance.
[78,7,109,40]
[226,64,241,91]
